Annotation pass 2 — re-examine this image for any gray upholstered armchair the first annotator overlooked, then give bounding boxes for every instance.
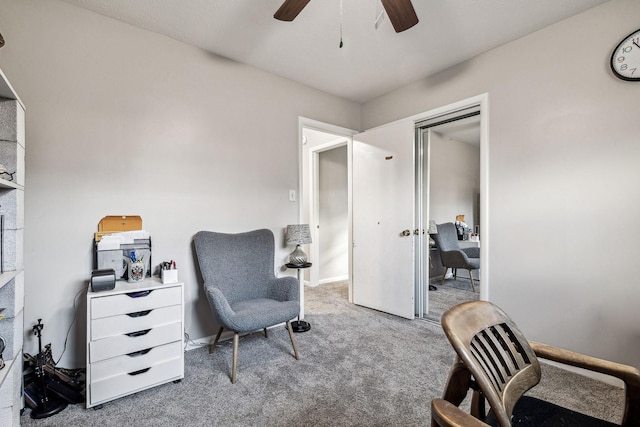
[193,229,300,383]
[431,222,480,291]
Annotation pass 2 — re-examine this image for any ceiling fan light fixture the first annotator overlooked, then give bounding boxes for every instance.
[380,0,419,33]
[274,0,311,21]
[274,0,419,34]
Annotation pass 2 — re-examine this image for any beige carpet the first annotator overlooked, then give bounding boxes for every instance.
[425,277,479,323]
[20,281,624,426]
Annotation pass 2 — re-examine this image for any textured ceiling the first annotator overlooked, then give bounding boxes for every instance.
[60,0,610,103]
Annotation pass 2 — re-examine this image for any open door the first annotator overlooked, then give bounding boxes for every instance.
[352,120,415,319]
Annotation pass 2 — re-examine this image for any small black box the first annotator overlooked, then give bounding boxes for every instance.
[90,269,116,292]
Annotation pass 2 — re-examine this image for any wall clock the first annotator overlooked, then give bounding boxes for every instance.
[610,28,640,81]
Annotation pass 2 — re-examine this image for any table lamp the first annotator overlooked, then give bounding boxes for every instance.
[286,224,312,265]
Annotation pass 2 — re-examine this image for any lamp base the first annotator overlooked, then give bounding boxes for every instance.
[288,245,308,265]
[291,320,311,333]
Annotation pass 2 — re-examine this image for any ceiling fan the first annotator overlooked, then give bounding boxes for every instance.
[274,0,419,33]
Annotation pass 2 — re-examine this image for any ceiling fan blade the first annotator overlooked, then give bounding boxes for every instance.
[274,0,311,22]
[381,0,419,33]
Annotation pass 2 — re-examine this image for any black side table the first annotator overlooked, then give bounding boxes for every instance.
[285,262,312,332]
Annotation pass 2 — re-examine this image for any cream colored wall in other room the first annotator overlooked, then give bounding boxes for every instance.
[363,0,640,368]
[0,0,361,368]
[318,146,348,283]
[429,131,480,230]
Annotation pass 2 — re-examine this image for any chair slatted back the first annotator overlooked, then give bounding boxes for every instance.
[442,301,542,426]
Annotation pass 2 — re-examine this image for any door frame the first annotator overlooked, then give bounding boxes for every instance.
[411,94,490,308]
[298,93,489,312]
[299,117,357,302]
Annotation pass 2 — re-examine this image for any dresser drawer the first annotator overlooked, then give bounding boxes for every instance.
[90,356,183,406]
[91,305,182,341]
[91,286,182,319]
[89,321,182,363]
[90,341,182,382]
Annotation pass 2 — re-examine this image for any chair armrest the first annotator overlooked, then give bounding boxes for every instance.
[530,341,640,386]
[203,284,235,326]
[431,399,489,427]
[440,250,470,267]
[460,247,480,258]
[268,276,299,302]
[530,341,640,425]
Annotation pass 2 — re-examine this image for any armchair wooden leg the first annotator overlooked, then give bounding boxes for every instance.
[468,270,476,292]
[231,332,239,384]
[210,327,224,354]
[441,269,448,286]
[286,321,300,360]
[263,328,268,338]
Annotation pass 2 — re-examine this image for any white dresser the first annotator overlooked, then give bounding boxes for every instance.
[86,278,184,408]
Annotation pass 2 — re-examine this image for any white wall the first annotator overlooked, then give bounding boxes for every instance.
[429,131,480,230]
[2,0,639,372]
[0,0,361,367]
[318,146,348,282]
[363,0,640,368]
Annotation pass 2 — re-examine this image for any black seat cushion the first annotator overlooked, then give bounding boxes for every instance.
[485,396,619,427]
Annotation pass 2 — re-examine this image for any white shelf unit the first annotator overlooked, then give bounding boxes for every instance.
[86,277,184,408]
[0,67,25,427]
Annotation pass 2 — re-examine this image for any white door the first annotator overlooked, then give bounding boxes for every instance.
[352,120,415,319]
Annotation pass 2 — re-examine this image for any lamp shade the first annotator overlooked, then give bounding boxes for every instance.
[286,224,312,245]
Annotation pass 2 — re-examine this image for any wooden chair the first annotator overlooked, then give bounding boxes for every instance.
[432,301,640,426]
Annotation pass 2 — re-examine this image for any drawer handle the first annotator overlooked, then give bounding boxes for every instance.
[126,290,153,298]
[126,329,151,337]
[127,348,152,357]
[128,367,151,376]
[127,310,152,318]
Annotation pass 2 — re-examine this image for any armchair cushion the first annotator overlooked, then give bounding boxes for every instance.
[432,397,619,427]
[486,396,618,427]
[204,282,299,332]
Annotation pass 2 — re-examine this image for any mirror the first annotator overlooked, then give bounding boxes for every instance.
[421,114,481,322]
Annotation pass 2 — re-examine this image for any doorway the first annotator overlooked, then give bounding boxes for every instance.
[298,94,488,321]
[299,118,357,302]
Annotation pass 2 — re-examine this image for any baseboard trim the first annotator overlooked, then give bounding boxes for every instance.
[319,275,348,285]
[184,323,290,351]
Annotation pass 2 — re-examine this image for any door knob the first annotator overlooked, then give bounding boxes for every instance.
[401,230,411,236]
